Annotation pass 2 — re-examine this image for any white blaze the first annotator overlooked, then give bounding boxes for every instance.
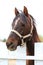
[14,18,20,28]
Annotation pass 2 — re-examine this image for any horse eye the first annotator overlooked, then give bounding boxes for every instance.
[22,24,25,27]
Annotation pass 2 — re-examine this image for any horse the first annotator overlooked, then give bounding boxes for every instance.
[6,6,40,65]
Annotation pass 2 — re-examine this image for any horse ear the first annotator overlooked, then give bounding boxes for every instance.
[23,6,28,16]
[15,8,19,16]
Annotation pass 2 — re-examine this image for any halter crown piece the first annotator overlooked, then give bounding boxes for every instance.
[11,16,33,46]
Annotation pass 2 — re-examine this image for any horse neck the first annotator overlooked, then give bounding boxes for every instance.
[26,25,40,55]
[33,25,40,42]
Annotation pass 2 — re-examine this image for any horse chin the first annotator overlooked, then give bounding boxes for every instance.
[7,46,17,51]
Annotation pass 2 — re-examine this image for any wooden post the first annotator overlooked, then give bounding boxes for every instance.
[8,60,16,65]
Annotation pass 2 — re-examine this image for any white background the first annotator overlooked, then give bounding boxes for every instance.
[0,0,43,39]
[35,61,43,65]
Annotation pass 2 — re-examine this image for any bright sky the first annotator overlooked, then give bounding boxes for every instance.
[0,0,43,39]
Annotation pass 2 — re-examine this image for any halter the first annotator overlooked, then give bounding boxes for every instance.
[11,16,33,46]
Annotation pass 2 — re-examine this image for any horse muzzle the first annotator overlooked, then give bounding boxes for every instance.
[6,42,17,51]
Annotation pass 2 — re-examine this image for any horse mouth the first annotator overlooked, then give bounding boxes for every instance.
[7,47,17,51]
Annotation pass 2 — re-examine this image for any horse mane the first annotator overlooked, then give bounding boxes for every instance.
[30,14,40,42]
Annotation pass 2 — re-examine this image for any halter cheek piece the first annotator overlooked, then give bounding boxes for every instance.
[11,17,33,46]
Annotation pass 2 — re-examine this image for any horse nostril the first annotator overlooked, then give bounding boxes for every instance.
[6,42,13,47]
